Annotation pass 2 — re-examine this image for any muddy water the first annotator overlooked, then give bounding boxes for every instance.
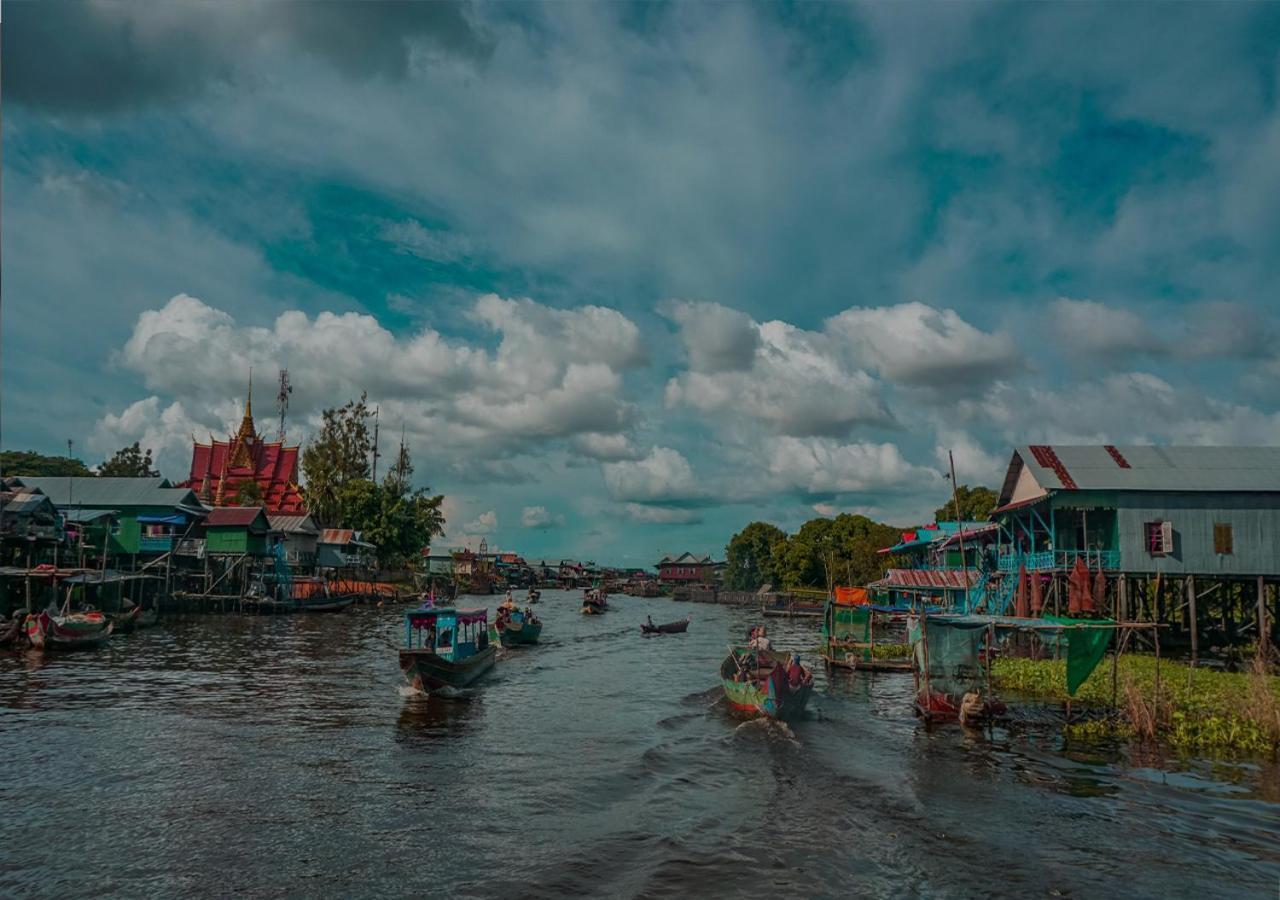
[2,590,1277,897]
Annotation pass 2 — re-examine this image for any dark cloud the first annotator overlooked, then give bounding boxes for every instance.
[3,0,491,114]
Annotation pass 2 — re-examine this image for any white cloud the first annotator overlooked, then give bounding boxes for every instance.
[660,299,760,372]
[569,432,642,461]
[1050,298,1161,357]
[932,430,1005,486]
[763,437,937,497]
[463,510,498,535]
[825,301,1022,388]
[521,505,565,529]
[89,395,235,478]
[601,446,701,503]
[622,504,703,525]
[105,291,644,467]
[665,313,891,435]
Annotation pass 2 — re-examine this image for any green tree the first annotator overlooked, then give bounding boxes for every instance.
[0,449,92,477]
[98,441,160,477]
[300,393,374,527]
[233,479,264,506]
[934,484,997,522]
[334,438,446,569]
[774,513,902,590]
[724,521,786,590]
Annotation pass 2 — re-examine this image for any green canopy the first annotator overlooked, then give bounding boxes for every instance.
[1043,615,1116,696]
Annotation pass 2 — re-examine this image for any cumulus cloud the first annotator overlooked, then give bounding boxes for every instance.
[601,447,702,503]
[569,432,643,462]
[521,506,565,529]
[622,504,702,525]
[825,301,1022,388]
[762,437,937,498]
[1050,298,1162,357]
[463,510,498,535]
[107,292,643,465]
[932,430,1005,486]
[89,395,232,477]
[660,299,760,372]
[665,313,892,435]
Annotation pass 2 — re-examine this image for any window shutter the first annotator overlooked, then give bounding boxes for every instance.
[1159,521,1173,554]
[1213,523,1233,555]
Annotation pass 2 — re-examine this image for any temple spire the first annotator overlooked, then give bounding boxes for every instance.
[245,368,253,418]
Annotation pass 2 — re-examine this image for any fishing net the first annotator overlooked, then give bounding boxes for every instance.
[913,620,984,695]
[1042,615,1115,696]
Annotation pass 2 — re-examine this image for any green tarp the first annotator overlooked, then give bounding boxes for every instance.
[825,605,870,641]
[912,620,984,694]
[1043,615,1115,696]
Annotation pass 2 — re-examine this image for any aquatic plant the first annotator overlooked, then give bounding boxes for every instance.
[994,654,1280,755]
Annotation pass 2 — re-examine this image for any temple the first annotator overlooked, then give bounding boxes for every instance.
[179,384,306,513]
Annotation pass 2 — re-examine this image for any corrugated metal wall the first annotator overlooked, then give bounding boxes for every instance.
[1115,492,1280,575]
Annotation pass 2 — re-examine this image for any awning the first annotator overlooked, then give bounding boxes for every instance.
[869,569,981,590]
[937,523,1001,548]
[138,514,187,525]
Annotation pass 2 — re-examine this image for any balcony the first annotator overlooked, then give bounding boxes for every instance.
[139,535,175,553]
[997,550,1120,572]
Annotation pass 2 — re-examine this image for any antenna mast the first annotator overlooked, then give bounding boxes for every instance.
[371,405,381,483]
[276,369,292,442]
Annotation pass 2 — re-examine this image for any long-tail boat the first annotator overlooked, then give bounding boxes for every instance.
[581,590,607,615]
[719,646,814,721]
[640,617,690,635]
[400,606,496,693]
[526,589,541,604]
[109,604,144,634]
[497,609,542,647]
[24,609,113,650]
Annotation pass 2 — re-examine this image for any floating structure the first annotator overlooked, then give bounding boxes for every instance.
[399,606,496,693]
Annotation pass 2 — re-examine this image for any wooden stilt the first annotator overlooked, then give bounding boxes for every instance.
[1259,575,1270,657]
[1187,576,1198,667]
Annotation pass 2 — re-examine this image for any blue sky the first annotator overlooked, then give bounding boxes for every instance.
[4,2,1280,565]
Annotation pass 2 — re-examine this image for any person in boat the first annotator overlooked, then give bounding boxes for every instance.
[646,615,655,629]
[786,652,809,689]
[749,626,772,652]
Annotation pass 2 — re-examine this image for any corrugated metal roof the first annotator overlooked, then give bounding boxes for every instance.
[869,569,981,590]
[267,513,320,535]
[16,476,203,510]
[320,528,354,545]
[61,507,118,523]
[205,507,268,528]
[1011,445,1280,493]
[1,493,56,515]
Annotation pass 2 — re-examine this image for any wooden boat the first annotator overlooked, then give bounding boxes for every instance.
[400,606,496,693]
[24,609,113,650]
[109,604,144,634]
[640,617,690,635]
[719,647,814,721]
[136,607,159,628]
[915,688,1007,724]
[822,648,914,672]
[497,609,542,647]
[526,589,541,604]
[581,590,608,615]
[295,592,355,613]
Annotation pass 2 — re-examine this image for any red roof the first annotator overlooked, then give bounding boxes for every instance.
[205,507,268,529]
[320,528,354,545]
[178,400,306,514]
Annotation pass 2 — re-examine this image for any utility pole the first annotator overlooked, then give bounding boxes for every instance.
[949,450,971,610]
[371,405,381,483]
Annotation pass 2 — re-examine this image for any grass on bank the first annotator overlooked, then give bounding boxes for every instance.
[992,654,1280,755]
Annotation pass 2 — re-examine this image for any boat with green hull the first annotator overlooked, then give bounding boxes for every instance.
[719,646,814,721]
[400,606,496,693]
[497,609,542,647]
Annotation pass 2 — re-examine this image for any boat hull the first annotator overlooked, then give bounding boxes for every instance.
[641,619,690,635]
[26,611,113,650]
[399,646,496,692]
[499,622,542,647]
[297,596,355,613]
[581,604,606,615]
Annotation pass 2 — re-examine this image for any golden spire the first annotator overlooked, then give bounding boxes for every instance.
[245,368,253,418]
[229,370,257,468]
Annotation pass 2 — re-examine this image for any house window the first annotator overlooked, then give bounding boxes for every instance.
[1146,521,1172,556]
[1213,523,1233,555]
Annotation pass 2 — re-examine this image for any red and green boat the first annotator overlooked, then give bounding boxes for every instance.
[24,609,113,650]
[719,647,814,721]
[400,606,496,694]
[496,609,542,647]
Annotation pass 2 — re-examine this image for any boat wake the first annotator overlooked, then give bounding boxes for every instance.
[732,717,801,747]
[397,684,429,699]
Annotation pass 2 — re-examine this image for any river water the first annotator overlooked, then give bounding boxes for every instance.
[2,590,1277,898]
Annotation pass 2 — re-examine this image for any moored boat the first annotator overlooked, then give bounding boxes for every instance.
[719,646,814,721]
[109,604,144,634]
[640,617,690,635]
[400,606,496,693]
[24,609,113,651]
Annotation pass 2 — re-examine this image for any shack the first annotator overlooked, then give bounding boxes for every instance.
[204,507,273,557]
[268,513,321,568]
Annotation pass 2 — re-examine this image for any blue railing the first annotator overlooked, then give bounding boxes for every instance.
[997,550,1120,572]
[139,535,174,553]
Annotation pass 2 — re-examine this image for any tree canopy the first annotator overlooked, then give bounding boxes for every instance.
[0,449,92,477]
[723,521,786,590]
[933,484,997,522]
[332,438,446,569]
[98,441,160,477]
[726,513,901,591]
[233,479,264,506]
[301,393,374,527]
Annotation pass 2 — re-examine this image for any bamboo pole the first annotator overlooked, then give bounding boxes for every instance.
[1187,575,1198,667]
[1258,575,1270,657]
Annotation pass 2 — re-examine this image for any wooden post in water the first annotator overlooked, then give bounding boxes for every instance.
[1186,576,1198,667]
[1118,575,1127,623]
[1258,575,1270,658]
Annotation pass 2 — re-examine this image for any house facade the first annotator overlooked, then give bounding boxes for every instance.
[656,552,717,584]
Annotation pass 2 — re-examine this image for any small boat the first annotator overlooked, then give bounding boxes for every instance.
[640,617,690,635]
[109,604,144,634]
[822,648,914,672]
[915,689,1006,724]
[497,609,542,647]
[719,647,814,721]
[24,609,113,651]
[295,593,355,613]
[581,589,608,615]
[400,606,496,693]
[136,607,159,629]
[526,589,541,604]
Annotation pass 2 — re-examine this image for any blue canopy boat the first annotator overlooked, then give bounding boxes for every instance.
[399,606,496,693]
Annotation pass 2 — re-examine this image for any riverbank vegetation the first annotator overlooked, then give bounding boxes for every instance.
[724,513,903,591]
[993,654,1280,755]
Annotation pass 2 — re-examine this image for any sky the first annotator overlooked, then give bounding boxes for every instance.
[3,1,1280,565]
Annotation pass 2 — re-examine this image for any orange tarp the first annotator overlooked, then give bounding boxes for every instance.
[834,586,869,606]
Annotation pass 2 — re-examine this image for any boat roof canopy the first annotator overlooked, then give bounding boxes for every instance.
[405,606,488,627]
